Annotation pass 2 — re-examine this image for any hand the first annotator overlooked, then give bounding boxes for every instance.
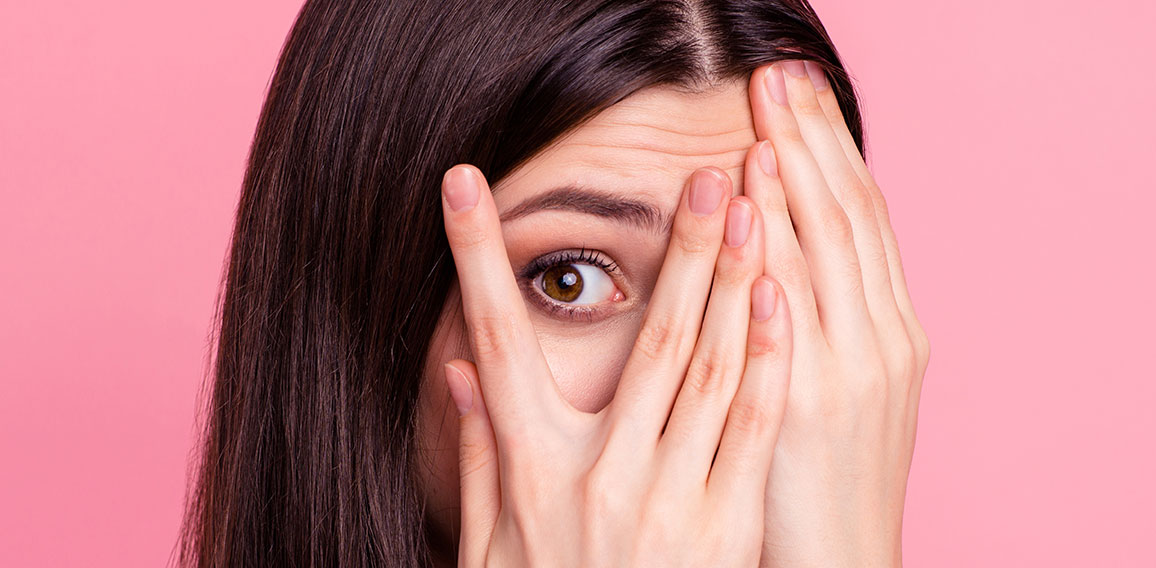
[744,60,931,566]
[439,164,792,566]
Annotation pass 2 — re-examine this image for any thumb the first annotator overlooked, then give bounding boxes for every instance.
[443,359,500,566]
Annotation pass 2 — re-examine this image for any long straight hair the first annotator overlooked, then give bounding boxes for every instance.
[177,0,866,565]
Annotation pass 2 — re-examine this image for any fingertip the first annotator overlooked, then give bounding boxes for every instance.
[757,139,778,178]
[443,360,476,415]
[766,277,793,339]
[703,165,732,185]
[750,64,776,97]
[741,144,771,213]
[442,164,485,213]
[723,198,754,249]
[726,195,757,217]
[728,194,760,215]
[687,167,731,217]
[751,276,778,322]
[804,60,830,92]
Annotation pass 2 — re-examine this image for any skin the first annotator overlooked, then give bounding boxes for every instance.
[417,62,929,566]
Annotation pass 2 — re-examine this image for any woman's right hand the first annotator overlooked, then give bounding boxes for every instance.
[439,160,793,566]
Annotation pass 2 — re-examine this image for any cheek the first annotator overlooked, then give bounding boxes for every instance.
[414,291,644,544]
[414,300,469,548]
[534,311,643,413]
[415,365,460,522]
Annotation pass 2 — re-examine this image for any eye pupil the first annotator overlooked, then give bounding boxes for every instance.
[542,264,583,302]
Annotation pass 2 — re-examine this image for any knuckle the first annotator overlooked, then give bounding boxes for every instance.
[746,331,782,359]
[582,466,629,521]
[871,184,892,220]
[726,398,774,442]
[497,419,534,456]
[684,350,731,399]
[775,124,807,146]
[841,182,876,221]
[820,206,855,245]
[458,437,494,479]
[634,317,679,362]
[757,191,790,219]
[467,313,516,358]
[671,228,716,256]
[867,242,891,269]
[712,261,751,289]
[449,223,490,251]
[792,94,825,118]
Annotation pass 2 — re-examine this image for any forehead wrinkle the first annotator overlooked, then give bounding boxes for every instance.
[490,81,756,230]
[595,120,751,139]
[568,145,751,184]
[565,123,756,177]
[573,121,755,156]
[565,141,748,160]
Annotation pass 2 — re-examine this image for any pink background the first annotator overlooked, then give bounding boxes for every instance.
[2,1,1153,565]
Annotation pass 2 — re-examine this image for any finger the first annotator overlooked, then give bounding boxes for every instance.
[444,360,500,566]
[750,62,873,348]
[441,165,568,434]
[807,64,927,348]
[791,61,907,347]
[742,139,823,346]
[708,276,791,506]
[656,196,765,488]
[605,167,730,451]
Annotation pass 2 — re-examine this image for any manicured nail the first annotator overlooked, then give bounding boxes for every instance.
[443,166,479,212]
[443,363,473,415]
[782,59,807,78]
[725,200,752,248]
[751,277,778,322]
[757,141,778,177]
[688,169,726,216]
[764,65,788,106]
[804,60,829,91]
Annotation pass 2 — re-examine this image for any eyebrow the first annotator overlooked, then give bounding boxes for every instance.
[497,185,674,234]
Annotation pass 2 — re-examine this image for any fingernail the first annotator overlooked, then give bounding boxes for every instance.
[757,141,778,177]
[725,200,752,248]
[764,65,788,106]
[443,166,479,212]
[782,59,807,78]
[752,278,778,322]
[443,363,473,414]
[804,60,829,91]
[688,169,726,216]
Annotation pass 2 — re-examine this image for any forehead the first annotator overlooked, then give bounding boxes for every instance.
[491,80,756,216]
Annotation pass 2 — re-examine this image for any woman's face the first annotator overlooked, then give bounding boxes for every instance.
[417,79,758,547]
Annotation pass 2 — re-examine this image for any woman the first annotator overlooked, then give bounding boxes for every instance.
[178,0,930,565]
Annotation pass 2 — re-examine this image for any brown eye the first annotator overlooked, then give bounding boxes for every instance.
[541,264,583,302]
[525,252,619,309]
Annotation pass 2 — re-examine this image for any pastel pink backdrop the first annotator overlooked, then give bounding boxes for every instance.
[1,0,1152,565]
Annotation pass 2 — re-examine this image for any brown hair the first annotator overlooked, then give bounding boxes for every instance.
[177,0,865,565]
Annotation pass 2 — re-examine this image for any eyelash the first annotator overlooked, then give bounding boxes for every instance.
[516,247,622,322]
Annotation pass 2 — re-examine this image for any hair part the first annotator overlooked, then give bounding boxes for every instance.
[177,0,864,565]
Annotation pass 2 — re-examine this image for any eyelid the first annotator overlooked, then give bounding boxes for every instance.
[516,248,627,322]
[515,247,619,280]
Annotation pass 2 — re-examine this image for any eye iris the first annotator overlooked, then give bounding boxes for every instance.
[542,264,583,302]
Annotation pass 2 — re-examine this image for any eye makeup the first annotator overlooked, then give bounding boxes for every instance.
[515,247,627,322]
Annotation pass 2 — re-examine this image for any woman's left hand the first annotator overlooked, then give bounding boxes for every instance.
[744,60,931,566]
